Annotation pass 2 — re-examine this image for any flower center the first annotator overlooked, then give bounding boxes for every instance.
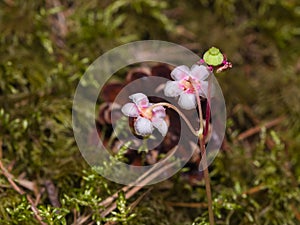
[139,107,153,120]
[179,78,199,93]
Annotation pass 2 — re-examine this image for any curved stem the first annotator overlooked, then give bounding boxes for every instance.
[149,102,199,137]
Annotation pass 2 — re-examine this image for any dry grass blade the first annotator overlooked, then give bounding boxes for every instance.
[99,146,178,208]
[237,116,285,141]
[165,201,208,208]
[0,160,47,225]
[100,160,178,217]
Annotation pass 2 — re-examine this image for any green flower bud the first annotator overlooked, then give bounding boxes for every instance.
[203,47,224,66]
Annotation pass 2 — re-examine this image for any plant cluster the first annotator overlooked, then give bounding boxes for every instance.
[0,0,299,224]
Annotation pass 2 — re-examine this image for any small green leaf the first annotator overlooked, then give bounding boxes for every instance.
[203,47,224,66]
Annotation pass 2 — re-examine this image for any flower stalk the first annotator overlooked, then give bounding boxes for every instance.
[194,91,215,225]
[181,75,214,225]
[152,80,215,224]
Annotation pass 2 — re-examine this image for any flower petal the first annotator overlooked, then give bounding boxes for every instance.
[129,93,149,108]
[190,64,210,81]
[121,103,139,117]
[134,117,154,136]
[171,65,190,81]
[198,81,208,98]
[178,93,196,110]
[164,81,183,97]
[152,105,166,118]
[152,118,168,136]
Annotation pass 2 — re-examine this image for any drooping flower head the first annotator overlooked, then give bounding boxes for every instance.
[121,93,168,137]
[164,64,210,110]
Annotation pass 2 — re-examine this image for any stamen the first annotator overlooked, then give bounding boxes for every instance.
[179,79,195,93]
[140,108,153,119]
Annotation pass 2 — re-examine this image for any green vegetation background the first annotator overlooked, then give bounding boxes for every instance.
[0,0,300,224]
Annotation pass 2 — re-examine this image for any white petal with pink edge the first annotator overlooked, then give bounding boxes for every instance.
[134,117,154,136]
[152,118,168,136]
[170,65,190,81]
[178,92,196,110]
[152,105,166,118]
[198,81,209,98]
[129,93,149,108]
[190,64,210,81]
[164,81,183,97]
[121,103,139,117]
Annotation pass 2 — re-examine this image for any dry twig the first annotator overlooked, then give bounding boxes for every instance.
[99,146,178,209]
[0,160,46,225]
[165,201,207,208]
[237,116,284,141]
[100,160,177,217]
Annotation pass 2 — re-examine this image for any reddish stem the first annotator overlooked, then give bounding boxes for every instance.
[203,100,211,138]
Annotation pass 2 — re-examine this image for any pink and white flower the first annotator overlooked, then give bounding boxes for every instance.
[164,64,210,110]
[121,93,168,137]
